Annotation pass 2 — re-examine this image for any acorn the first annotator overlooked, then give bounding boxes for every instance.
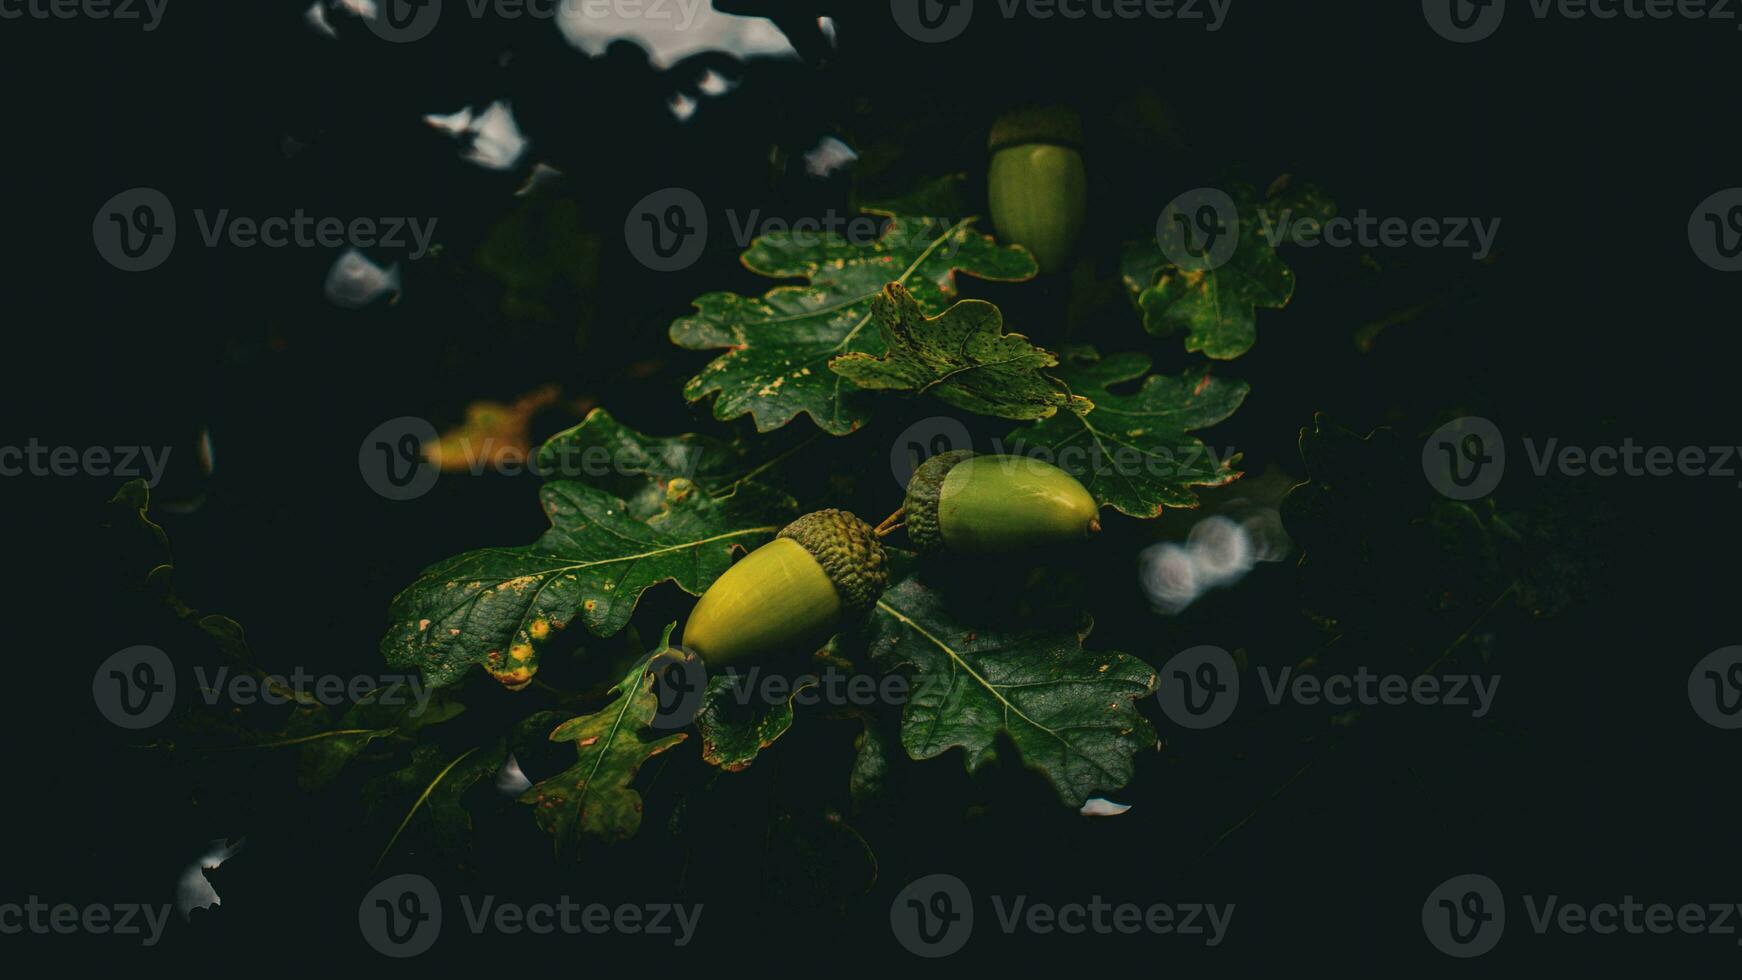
[904,451,1100,554]
[988,105,1087,275]
[682,509,889,667]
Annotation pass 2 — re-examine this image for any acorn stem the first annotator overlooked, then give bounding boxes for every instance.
[874,507,906,537]
[1088,519,1102,535]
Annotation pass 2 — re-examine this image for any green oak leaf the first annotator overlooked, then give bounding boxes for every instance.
[1003,349,1248,518]
[382,480,795,689]
[695,673,816,771]
[670,209,1038,435]
[830,283,1085,421]
[1122,179,1334,359]
[365,740,506,863]
[865,571,1158,807]
[536,407,802,520]
[520,628,690,850]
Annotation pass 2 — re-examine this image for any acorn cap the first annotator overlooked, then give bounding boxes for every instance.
[777,509,889,613]
[988,106,1084,153]
[902,450,976,553]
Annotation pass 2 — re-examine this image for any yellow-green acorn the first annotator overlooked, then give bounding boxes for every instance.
[988,105,1087,275]
[905,451,1100,554]
[682,509,889,667]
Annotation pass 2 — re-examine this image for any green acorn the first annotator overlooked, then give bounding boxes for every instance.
[988,106,1087,275]
[904,451,1100,554]
[682,509,889,667]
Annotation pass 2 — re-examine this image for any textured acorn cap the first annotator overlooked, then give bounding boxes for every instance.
[988,106,1084,153]
[902,450,976,553]
[777,509,889,613]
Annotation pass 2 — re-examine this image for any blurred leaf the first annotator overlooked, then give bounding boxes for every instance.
[424,385,561,473]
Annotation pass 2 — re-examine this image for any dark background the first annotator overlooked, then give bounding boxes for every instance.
[2,0,1735,971]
